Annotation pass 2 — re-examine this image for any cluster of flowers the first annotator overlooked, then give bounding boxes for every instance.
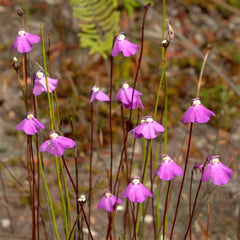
[92,33,233,212]
[13,29,233,213]
[12,29,76,156]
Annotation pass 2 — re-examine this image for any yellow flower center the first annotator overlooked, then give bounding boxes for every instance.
[93,86,99,92]
[212,158,219,164]
[50,132,59,139]
[140,119,145,124]
[105,192,111,198]
[37,71,44,79]
[123,83,129,89]
[27,113,34,120]
[193,99,201,106]
[18,30,25,36]
[163,156,170,162]
[117,34,125,41]
[146,117,153,123]
[132,178,140,184]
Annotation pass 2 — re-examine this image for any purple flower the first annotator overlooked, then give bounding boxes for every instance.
[115,82,144,110]
[33,71,58,96]
[193,162,204,174]
[121,177,153,203]
[16,113,45,135]
[156,154,183,181]
[181,98,215,124]
[97,191,122,212]
[89,85,110,103]
[202,155,233,186]
[11,29,40,53]
[40,131,76,157]
[111,33,139,57]
[129,116,164,139]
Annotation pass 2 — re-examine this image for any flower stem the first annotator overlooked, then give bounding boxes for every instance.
[38,153,60,240]
[109,55,113,193]
[196,50,210,98]
[183,159,208,239]
[169,122,193,239]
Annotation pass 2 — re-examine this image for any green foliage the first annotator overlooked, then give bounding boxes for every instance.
[70,0,120,58]
[121,0,141,15]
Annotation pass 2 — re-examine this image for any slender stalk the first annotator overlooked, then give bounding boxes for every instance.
[40,25,54,130]
[109,55,113,192]
[59,158,72,235]
[150,151,157,240]
[189,170,194,240]
[206,199,210,240]
[196,51,210,98]
[89,103,94,229]
[183,158,208,239]
[54,156,69,238]
[162,181,171,240]
[170,123,193,239]
[38,152,60,240]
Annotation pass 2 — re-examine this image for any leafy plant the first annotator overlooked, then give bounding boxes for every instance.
[70,0,120,58]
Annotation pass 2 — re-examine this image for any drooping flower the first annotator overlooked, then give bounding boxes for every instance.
[156,154,183,181]
[33,71,58,96]
[202,155,233,186]
[97,191,123,212]
[121,177,152,203]
[115,82,144,110]
[111,33,139,57]
[193,162,204,174]
[181,98,215,124]
[16,113,45,135]
[129,116,164,139]
[89,85,110,103]
[40,131,76,157]
[11,29,40,53]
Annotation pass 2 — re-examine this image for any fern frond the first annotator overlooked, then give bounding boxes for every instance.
[70,0,120,58]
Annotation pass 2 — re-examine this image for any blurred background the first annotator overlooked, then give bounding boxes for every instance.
[0,0,240,239]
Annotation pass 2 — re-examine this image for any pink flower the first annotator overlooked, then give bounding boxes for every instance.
[97,191,122,212]
[156,154,183,181]
[40,131,76,157]
[16,113,45,135]
[129,116,164,139]
[111,33,139,57]
[121,177,152,203]
[33,71,58,96]
[11,29,40,53]
[89,85,110,103]
[182,98,215,124]
[115,82,144,110]
[202,155,233,186]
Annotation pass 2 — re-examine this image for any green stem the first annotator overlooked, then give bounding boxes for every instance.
[38,153,60,240]
[59,158,72,236]
[54,157,69,238]
[40,25,54,131]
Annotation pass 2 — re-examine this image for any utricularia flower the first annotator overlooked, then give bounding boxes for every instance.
[156,154,183,181]
[11,29,40,53]
[111,33,139,57]
[129,116,164,139]
[121,177,152,203]
[33,71,58,96]
[40,131,76,157]
[115,82,144,109]
[97,191,122,212]
[16,113,45,135]
[181,98,215,124]
[202,155,233,186]
[89,85,110,103]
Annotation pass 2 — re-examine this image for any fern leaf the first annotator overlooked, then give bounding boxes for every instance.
[70,0,120,58]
